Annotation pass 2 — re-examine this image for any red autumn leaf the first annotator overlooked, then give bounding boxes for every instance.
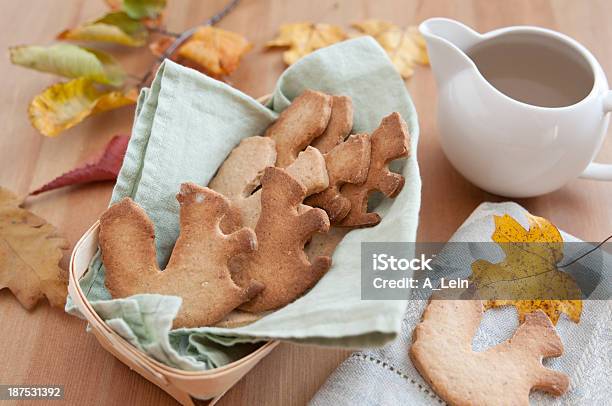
[30,135,129,196]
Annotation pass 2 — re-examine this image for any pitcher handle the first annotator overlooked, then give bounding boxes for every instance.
[580,90,612,180]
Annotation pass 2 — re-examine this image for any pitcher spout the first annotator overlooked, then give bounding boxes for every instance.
[419,18,481,83]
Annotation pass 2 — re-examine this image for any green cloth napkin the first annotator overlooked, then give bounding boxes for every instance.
[66,37,421,371]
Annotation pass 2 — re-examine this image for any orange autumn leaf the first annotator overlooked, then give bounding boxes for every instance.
[149,35,174,57]
[471,214,582,325]
[267,22,347,65]
[176,26,252,77]
[0,187,69,309]
[352,20,428,79]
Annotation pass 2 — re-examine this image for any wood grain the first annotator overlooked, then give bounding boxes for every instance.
[0,0,610,405]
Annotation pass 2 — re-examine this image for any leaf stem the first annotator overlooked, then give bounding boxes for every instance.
[137,0,241,88]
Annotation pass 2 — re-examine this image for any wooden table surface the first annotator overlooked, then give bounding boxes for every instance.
[1,0,610,405]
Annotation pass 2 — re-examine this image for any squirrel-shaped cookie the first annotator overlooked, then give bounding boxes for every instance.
[265,90,333,167]
[208,136,277,202]
[99,184,262,328]
[310,95,353,153]
[231,167,331,313]
[337,112,410,227]
[306,133,371,222]
[210,137,328,230]
[411,299,569,405]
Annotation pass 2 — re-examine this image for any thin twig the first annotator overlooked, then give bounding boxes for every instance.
[137,0,241,88]
[147,27,181,37]
[558,234,612,268]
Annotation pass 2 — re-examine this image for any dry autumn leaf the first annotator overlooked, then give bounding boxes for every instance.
[352,20,428,79]
[106,0,166,19]
[29,78,137,137]
[58,11,148,47]
[10,44,125,87]
[0,187,68,309]
[471,214,582,325]
[176,26,252,77]
[148,35,174,56]
[30,135,129,195]
[266,22,347,65]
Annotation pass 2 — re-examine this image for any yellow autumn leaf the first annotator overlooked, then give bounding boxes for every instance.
[471,214,582,325]
[352,20,428,79]
[0,187,69,309]
[106,0,166,19]
[10,44,125,86]
[28,78,137,137]
[58,11,148,47]
[177,26,252,77]
[266,22,347,65]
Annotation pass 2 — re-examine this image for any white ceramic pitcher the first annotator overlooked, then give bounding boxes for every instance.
[419,18,612,197]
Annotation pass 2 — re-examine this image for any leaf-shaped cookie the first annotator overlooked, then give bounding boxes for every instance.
[29,78,136,137]
[232,167,331,313]
[265,90,333,167]
[337,112,410,227]
[0,187,68,309]
[99,184,262,328]
[10,44,125,87]
[471,214,582,325]
[410,299,569,405]
[58,11,148,47]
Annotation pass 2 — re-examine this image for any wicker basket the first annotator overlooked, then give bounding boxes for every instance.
[67,94,280,405]
[68,221,279,405]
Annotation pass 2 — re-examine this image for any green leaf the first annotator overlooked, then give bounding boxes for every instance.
[28,78,137,137]
[122,0,166,19]
[9,44,125,86]
[57,11,148,47]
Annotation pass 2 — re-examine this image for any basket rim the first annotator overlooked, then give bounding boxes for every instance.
[68,93,279,378]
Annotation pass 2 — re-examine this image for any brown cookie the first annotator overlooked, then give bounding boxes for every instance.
[310,95,353,154]
[305,227,349,262]
[99,184,263,328]
[305,134,371,222]
[285,146,330,195]
[208,136,277,232]
[337,112,410,228]
[231,167,331,313]
[214,310,268,328]
[265,89,333,167]
[208,136,276,199]
[238,146,328,229]
[410,299,569,406]
[211,143,328,230]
